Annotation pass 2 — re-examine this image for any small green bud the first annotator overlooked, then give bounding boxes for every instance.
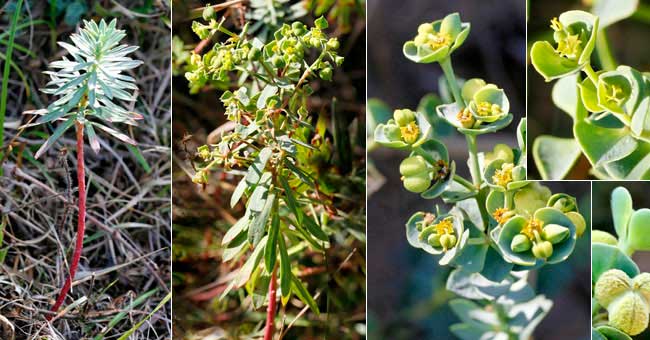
[202,4,215,21]
[402,172,431,193]
[271,55,286,68]
[427,233,441,247]
[512,165,526,181]
[511,234,532,253]
[248,47,261,61]
[326,38,340,50]
[399,156,428,177]
[532,241,553,259]
[319,67,332,81]
[417,23,434,34]
[565,211,586,237]
[440,234,457,250]
[334,55,345,66]
[595,269,631,308]
[291,21,307,35]
[592,230,618,245]
[541,224,570,244]
[393,109,416,127]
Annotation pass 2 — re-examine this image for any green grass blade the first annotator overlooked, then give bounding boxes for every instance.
[93,288,158,340]
[116,292,171,340]
[0,0,24,154]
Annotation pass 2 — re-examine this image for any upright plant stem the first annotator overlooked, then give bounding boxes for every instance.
[465,134,481,188]
[439,57,464,109]
[264,267,278,340]
[48,121,86,319]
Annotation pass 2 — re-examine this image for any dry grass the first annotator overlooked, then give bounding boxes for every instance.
[0,1,171,339]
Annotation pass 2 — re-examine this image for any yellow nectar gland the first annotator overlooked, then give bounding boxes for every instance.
[521,218,544,241]
[557,34,582,59]
[493,208,511,225]
[434,218,454,236]
[492,163,514,187]
[476,101,502,117]
[456,108,475,127]
[605,84,626,105]
[400,121,420,144]
[414,31,452,50]
[550,17,563,32]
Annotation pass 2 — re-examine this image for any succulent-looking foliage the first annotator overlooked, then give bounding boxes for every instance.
[373,12,588,339]
[593,186,650,338]
[531,8,650,180]
[189,14,349,324]
[28,19,143,158]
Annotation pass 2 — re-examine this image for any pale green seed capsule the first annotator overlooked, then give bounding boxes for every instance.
[532,241,553,259]
[394,109,416,127]
[541,224,570,244]
[440,234,457,250]
[608,291,650,336]
[427,233,441,247]
[510,234,532,253]
[402,172,431,193]
[399,156,428,177]
[595,269,631,308]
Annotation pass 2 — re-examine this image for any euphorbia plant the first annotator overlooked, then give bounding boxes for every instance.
[187,9,344,340]
[23,19,142,318]
[530,6,650,180]
[374,13,588,338]
[592,186,650,338]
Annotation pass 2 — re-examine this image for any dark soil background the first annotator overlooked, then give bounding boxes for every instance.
[367,1,590,339]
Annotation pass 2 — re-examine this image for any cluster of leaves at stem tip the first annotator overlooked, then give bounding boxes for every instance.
[592,187,650,339]
[373,13,588,339]
[188,8,343,313]
[26,18,143,157]
[531,9,650,180]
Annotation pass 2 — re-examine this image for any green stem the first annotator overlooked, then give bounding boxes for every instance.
[583,64,598,84]
[439,57,464,109]
[595,29,616,71]
[453,174,475,192]
[504,191,513,210]
[465,134,482,187]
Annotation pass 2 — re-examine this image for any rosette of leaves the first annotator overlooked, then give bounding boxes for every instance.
[188,16,345,339]
[23,18,142,318]
[403,12,470,64]
[531,10,650,180]
[530,10,598,81]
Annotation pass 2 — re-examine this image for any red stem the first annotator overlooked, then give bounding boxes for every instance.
[47,122,86,320]
[263,267,278,340]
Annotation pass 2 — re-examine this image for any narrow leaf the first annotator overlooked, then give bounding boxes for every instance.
[34,117,76,159]
[291,275,319,314]
[264,207,280,273]
[279,236,292,302]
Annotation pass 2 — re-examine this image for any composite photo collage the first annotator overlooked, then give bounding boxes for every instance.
[0,0,649,339]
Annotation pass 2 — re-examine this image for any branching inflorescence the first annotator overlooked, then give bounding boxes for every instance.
[373,13,587,339]
[531,9,650,180]
[23,19,142,319]
[188,8,344,339]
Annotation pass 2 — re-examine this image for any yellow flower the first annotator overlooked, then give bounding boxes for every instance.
[456,108,475,128]
[493,208,513,225]
[492,163,514,187]
[434,217,454,236]
[476,101,502,117]
[521,218,544,241]
[414,30,452,50]
[400,121,420,144]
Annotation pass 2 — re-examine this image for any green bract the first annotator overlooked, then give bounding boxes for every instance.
[374,109,432,148]
[530,10,599,81]
[467,84,510,123]
[436,102,513,136]
[403,13,470,64]
[483,159,527,192]
[497,207,577,267]
[406,209,468,265]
